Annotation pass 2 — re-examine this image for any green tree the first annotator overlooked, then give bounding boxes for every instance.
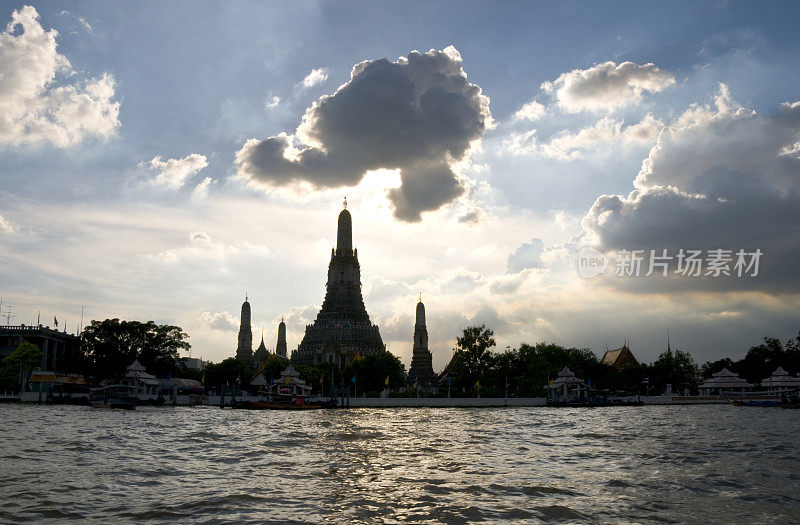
[449,325,496,395]
[203,358,255,390]
[344,351,406,394]
[0,341,43,389]
[82,318,190,378]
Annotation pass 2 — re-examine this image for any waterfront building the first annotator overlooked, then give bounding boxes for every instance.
[761,367,800,393]
[119,360,160,399]
[600,344,638,370]
[407,298,436,387]
[698,368,752,395]
[0,324,81,373]
[545,367,588,402]
[235,295,255,367]
[266,364,312,397]
[178,356,205,371]
[292,200,386,365]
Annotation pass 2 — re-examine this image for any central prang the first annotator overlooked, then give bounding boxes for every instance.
[292,202,386,365]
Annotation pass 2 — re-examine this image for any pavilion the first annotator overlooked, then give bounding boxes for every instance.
[698,368,752,395]
[761,367,800,393]
[545,366,588,403]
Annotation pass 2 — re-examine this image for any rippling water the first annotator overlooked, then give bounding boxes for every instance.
[0,404,798,523]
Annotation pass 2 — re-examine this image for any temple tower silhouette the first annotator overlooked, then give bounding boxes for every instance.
[407,297,436,387]
[236,295,254,365]
[276,318,288,358]
[292,199,385,365]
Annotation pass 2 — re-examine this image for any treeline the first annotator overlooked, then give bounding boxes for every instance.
[441,325,800,397]
[4,315,798,397]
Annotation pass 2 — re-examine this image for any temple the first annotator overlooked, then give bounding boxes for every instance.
[407,298,436,387]
[235,295,254,366]
[276,318,288,358]
[292,199,386,365]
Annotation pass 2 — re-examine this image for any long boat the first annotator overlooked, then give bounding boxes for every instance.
[89,385,137,410]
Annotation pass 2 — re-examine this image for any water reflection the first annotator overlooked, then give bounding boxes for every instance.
[0,405,798,523]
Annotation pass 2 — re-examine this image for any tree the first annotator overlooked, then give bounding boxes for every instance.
[82,319,190,378]
[449,325,496,395]
[0,342,43,390]
[344,351,406,394]
[203,358,255,390]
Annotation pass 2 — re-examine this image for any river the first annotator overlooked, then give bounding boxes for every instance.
[0,404,798,523]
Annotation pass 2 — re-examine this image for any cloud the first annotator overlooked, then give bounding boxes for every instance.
[265,95,280,109]
[502,115,662,159]
[458,209,481,224]
[506,238,545,273]
[301,68,327,88]
[190,231,211,242]
[234,46,493,221]
[0,6,119,146]
[140,153,208,189]
[581,84,800,291]
[0,214,13,233]
[198,311,239,331]
[542,61,675,113]
[191,176,215,198]
[514,99,545,121]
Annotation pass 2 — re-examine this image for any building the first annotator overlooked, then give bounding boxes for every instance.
[545,366,589,403]
[600,344,638,370]
[0,324,82,373]
[292,200,386,365]
[253,330,269,366]
[698,368,752,395]
[407,298,436,387]
[276,318,288,358]
[235,295,255,367]
[761,367,800,393]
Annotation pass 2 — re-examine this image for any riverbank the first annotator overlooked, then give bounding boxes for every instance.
[13,391,744,406]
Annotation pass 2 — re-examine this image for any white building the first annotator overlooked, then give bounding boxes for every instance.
[698,368,752,395]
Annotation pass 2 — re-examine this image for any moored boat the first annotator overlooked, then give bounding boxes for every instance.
[89,385,137,410]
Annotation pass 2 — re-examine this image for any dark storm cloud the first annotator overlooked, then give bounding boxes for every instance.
[582,85,800,292]
[235,47,492,222]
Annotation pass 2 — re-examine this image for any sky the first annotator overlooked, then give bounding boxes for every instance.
[1,1,799,370]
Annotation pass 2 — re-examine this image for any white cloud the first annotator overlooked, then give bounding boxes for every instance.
[265,95,280,109]
[542,61,675,113]
[502,115,662,159]
[0,6,119,146]
[301,68,328,88]
[191,176,215,198]
[581,84,800,292]
[506,238,545,273]
[140,153,208,190]
[0,214,13,233]
[198,311,239,331]
[514,99,545,121]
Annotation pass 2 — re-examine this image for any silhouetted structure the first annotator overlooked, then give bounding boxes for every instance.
[407,298,436,387]
[276,318,288,358]
[253,330,268,366]
[292,199,386,365]
[236,295,254,367]
[600,344,638,370]
[0,325,81,373]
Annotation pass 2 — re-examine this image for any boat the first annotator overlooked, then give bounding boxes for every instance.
[236,395,337,410]
[724,390,799,409]
[89,385,137,410]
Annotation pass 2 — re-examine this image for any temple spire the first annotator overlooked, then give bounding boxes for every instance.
[336,200,353,255]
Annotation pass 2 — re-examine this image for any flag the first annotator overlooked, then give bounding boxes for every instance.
[475,380,480,388]
[201,373,205,385]
[412,378,419,387]
[350,375,357,384]
[384,376,389,386]
[236,375,241,384]
[54,316,58,327]
[641,377,649,384]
